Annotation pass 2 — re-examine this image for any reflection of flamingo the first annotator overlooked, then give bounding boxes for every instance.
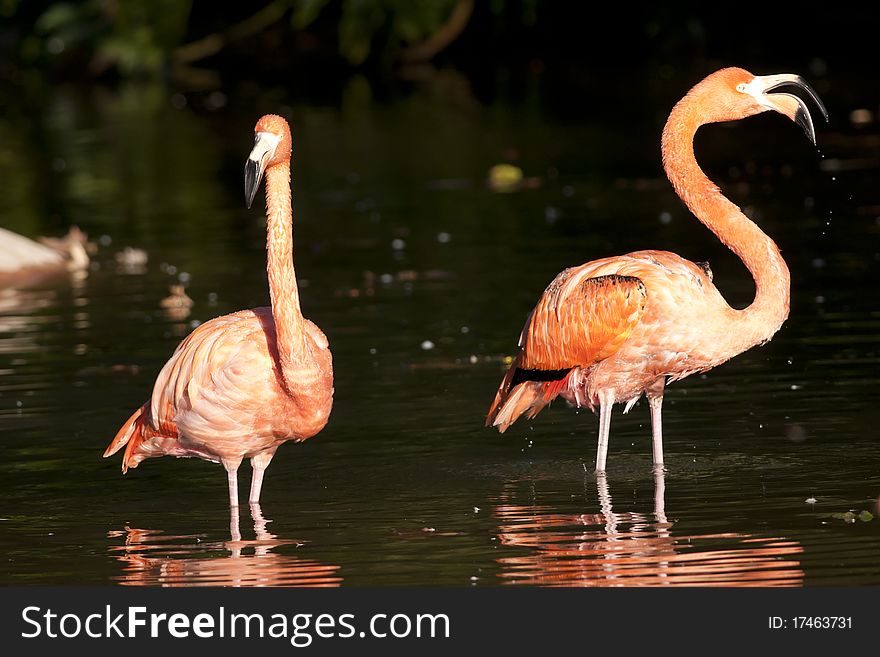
[493,473,804,587]
[487,69,827,472]
[110,504,342,587]
[104,115,334,512]
[0,287,58,352]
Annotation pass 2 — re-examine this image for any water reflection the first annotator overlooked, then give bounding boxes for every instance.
[109,504,342,587]
[0,287,58,352]
[494,472,804,587]
[0,263,89,367]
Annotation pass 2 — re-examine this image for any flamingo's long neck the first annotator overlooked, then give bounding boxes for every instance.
[661,99,790,347]
[264,161,305,387]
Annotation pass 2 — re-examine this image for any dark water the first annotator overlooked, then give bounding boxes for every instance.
[2,71,879,587]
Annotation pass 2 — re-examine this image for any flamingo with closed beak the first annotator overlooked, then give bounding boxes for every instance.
[104,115,334,511]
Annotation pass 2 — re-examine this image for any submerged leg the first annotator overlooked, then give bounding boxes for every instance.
[595,390,615,473]
[249,450,276,504]
[229,503,242,543]
[653,466,667,525]
[647,377,666,471]
[249,503,277,555]
[595,471,617,535]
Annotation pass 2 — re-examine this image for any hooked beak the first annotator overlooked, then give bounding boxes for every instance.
[244,132,281,209]
[743,74,829,145]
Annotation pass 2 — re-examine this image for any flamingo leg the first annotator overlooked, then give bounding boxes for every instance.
[249,450,276,504]
[223,458,243,510]
[647,377,667,471]
[595,391,615,472]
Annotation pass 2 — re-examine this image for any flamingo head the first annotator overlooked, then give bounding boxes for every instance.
[690,68,828,145]
[245,114,292,209]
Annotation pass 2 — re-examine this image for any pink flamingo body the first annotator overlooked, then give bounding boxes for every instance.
[105,115,333,509]
[487,68,826,472]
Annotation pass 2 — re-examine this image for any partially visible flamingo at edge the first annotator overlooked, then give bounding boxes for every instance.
[104,115,334,513]
[0,226,90,288]
[486,68,827,472]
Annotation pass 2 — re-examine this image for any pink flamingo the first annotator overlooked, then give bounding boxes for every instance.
[104,115,334,511]
[487,68,826,472]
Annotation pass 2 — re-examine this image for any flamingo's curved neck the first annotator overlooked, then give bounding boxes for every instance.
[264,162,305,385]
[661,99,790,345]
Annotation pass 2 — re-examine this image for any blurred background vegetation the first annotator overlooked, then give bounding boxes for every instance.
[4,0,514,89]
[0,1,872,244]
[1,1,872,98]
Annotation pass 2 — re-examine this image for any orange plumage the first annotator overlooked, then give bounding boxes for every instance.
[487,68,826,472]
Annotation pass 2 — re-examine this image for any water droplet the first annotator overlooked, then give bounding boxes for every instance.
[391,239,406,250]
[436,232,451,244]
[420,340,435,350]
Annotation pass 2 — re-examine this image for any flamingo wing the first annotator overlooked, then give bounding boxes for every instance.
[487,271,647,431]
[104,310,277,471]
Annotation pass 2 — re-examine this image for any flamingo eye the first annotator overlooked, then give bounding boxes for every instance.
[736,83,746,93]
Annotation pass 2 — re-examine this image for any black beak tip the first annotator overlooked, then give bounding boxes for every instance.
[796,75,829,124]
[244,159,259,209]
[794,105,817,146]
